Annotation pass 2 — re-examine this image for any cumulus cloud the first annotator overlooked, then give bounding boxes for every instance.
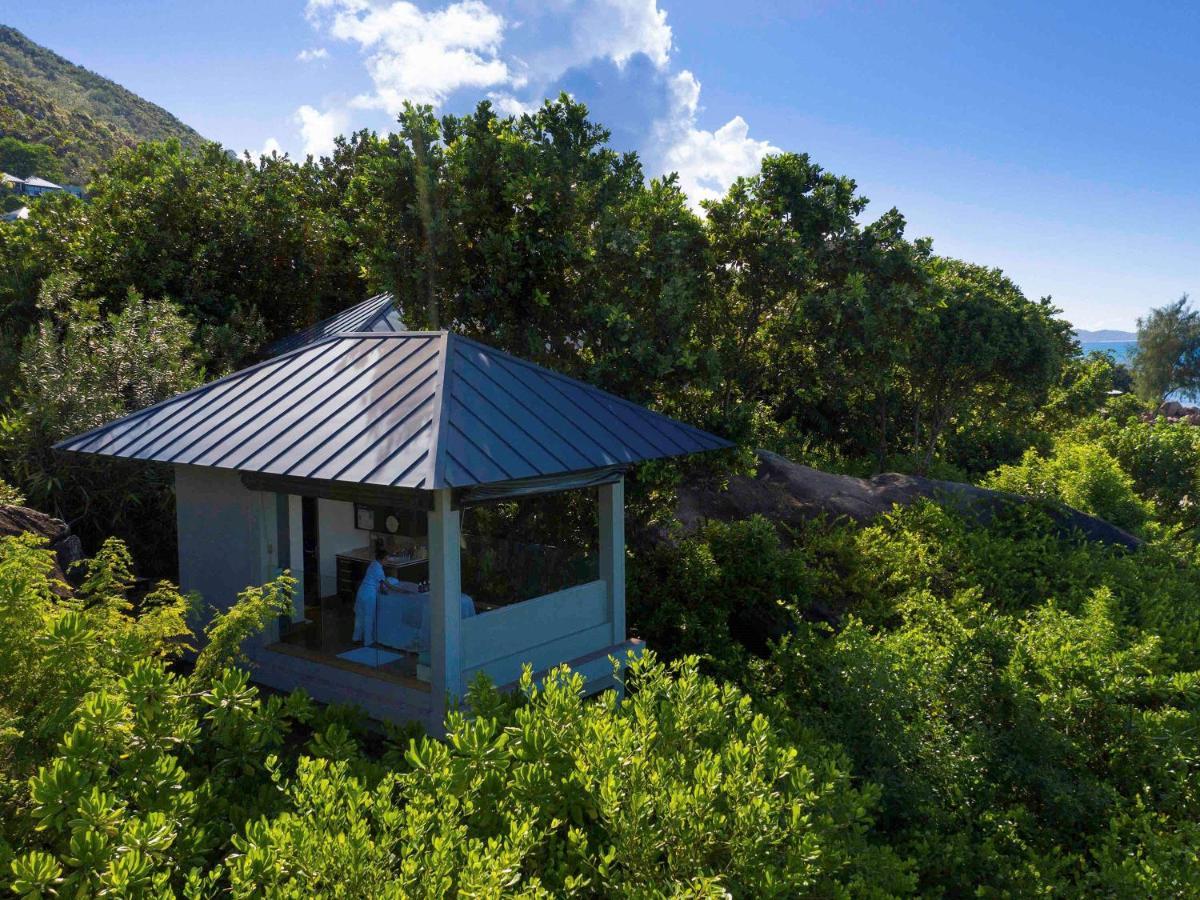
[307,0,510,108]
[293,0,775,203]
[518,0,672,82]
[260,136,285,157]
[295,104,348,157]
[297,47,329,62]
[656,70,778,207]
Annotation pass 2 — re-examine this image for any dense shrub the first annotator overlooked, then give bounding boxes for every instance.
[984,437,1151,532]
[633,502,1200,893]
[628,516,820,676]
[1,533,913,896]
[222,660,911,898]
[1088,415,1200,529]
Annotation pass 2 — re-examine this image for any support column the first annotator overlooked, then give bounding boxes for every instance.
[428,488,462,729]
[599,478,626,645]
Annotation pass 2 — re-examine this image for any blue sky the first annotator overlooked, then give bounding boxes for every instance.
[5,0,1198,331]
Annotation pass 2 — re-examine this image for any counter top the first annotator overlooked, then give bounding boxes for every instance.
[337,546,428,568]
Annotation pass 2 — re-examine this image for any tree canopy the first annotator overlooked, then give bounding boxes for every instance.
[1132,294,1200,401]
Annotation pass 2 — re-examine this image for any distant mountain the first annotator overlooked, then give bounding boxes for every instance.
[0,25,204,184]
[1076,328,1136,342]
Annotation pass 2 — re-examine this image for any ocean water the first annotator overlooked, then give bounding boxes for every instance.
[1080,340,1135,364]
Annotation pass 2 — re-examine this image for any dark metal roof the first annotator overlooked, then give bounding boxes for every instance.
[266,293,403,356]
[56,332,732,491]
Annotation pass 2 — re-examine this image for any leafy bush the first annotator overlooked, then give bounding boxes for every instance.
[0,535,191,790]
[0,274,200,570]
[744,503,1200,894]
[1088,415,1200,529]
[984,437,1151,532]
[0,478,22,506]
[223,659,912,898]
[629,516,818,675]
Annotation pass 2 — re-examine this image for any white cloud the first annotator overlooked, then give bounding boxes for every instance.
[522,0,672,80]
[487,91,534,117]
[260,137,284,157]
[295,0,775,206]
[308,0,510,108]
[295,104,348,157]
[588,0,672,67]
[656,70,778,207]
[297,47,330,62]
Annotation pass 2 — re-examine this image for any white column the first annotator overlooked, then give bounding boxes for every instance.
[428,488,462,728]
[598,477,626,646]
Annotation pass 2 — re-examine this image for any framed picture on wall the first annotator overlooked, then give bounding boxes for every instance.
[354,503,375,531]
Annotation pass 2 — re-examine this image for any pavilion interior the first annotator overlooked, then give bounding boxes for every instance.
[274,489,599,684]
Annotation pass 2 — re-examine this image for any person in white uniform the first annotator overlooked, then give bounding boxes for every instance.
[352,544,394,645]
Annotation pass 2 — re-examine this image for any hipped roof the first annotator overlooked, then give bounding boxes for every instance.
[266,292,403,356]
[56,331,731,491]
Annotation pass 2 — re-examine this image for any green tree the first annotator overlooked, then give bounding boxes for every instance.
[1131,294,1200,401]
[342,97,716,416]
[0,136,63,182]
[0,274,200,566]
[908,258,1072,471]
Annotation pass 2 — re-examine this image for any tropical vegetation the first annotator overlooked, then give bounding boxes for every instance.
[1,90,1198,895]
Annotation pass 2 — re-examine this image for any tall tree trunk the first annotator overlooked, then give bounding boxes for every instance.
[410,126,439,329]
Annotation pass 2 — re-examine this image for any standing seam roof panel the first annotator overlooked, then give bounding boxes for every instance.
[247,337,440,474]
[116,340,349,460]
[164,339,373,465]
[266,293,403,356]
[54,330,734,489]
[450,350,592,471]
[455,344,621,468]
[222,337,418,470]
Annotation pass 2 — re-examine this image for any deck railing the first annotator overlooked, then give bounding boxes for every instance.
[460,579,610,685]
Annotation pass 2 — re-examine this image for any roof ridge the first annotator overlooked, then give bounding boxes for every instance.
[425,332,455,490]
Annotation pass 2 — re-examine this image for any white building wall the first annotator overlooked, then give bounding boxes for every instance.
[316,498,360,598]
[174,464,272,627]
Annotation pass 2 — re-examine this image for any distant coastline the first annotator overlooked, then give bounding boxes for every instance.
[1075,328,1136,342]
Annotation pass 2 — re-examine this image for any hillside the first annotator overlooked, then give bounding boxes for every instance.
[1076,328,1136,342]
[0,25,204,184]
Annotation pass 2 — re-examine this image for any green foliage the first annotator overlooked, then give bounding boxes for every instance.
[193,574,296,683]
[0,274,200,567]
[984,437,1151,532]
[731,502,1200,894]
[0,137,62,183]
[629,516,818,676]
[1037,350,1125,434]
[0,478,22,507]
[1080,413,1200,529]
[0,96,1078,501]
[0,533,192,837]
[223,656,911,897]
[0,529,913,896]
[908,258,1073,471]
[343,98,721,425]
[1131,294,1200,402]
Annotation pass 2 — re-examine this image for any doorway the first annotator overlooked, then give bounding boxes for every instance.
[302,496,320,604]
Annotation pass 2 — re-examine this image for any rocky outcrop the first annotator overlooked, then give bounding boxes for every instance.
[1147,401,1200,425]
[0,505,83,591]
[676,450,1142,550]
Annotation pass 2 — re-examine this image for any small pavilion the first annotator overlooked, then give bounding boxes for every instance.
[56,330,730,730]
